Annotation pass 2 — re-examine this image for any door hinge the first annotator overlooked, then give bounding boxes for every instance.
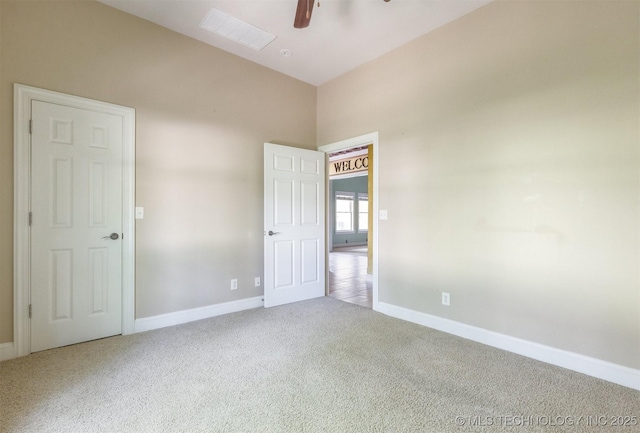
[29,119,32,134]
[29,304,32,319]
[29,212,33,226]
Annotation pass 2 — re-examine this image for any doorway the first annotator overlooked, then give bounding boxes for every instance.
[328,152,371,307]
[319,132,379,311]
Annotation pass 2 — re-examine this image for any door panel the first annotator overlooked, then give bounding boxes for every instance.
[51,156,73,227]
[30,100,123,352]
[274,179,294,225]
[301,181,319,225]
[274,241,295,289]
[300,239,319,284]
[88,247,108,314]
[50,249,73,321]
[264,143,325,307]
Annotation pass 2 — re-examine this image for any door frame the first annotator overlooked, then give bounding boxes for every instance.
[319,132,379,310]
[13,84,136,357]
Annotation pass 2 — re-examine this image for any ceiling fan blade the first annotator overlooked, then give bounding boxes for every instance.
[294,0,314,29]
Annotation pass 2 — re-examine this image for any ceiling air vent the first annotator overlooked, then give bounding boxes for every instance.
[199,7,276,51]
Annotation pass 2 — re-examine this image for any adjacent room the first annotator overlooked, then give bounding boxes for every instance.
[1,0,638,431]
[328,145,373,308]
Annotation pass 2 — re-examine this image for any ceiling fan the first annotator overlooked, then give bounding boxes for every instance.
[294,0,391,29]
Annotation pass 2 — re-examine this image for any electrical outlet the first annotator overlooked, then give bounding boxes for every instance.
[442,292,450,306]
[255,277,261,287]
[231,279,238,290]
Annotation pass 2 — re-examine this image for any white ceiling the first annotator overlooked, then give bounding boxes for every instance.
[98,0,493,86]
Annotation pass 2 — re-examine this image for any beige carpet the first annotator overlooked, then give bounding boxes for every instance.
[1,297,638,432]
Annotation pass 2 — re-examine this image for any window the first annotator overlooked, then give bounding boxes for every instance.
[358,193,368,232]
[335,192,354,232]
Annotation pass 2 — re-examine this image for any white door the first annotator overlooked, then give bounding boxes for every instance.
[30,100,124,352]
[264,143,325,307]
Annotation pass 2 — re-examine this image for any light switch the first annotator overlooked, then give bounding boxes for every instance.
[379,209,388,220]
[135,207,144,219]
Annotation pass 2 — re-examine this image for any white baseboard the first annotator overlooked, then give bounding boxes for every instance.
[0,342,15,361]
[134,296,264,333]
[332,242,367,248]
[377,302,640,391]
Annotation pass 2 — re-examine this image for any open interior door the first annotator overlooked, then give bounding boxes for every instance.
[264,143,325,307]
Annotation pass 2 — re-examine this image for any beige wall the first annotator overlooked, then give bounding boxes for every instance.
[2,0,638,373]
[0,0,317,342]
[318,1,640,369]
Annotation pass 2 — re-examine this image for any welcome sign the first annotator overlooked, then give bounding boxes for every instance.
[329,155,369,176]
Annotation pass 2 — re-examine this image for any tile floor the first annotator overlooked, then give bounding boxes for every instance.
[328,245,372,309]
